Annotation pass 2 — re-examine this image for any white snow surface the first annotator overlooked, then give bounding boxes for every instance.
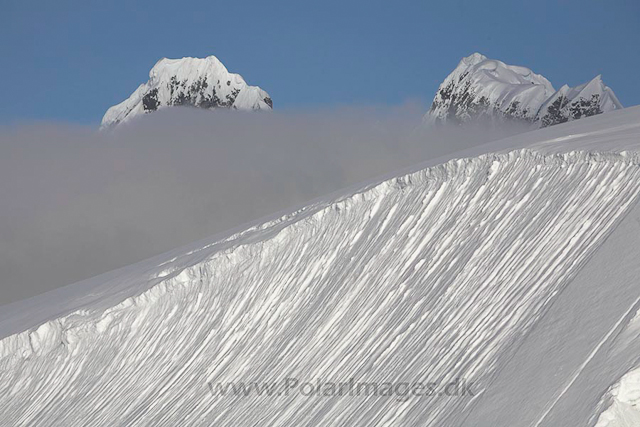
[426,53,622,128]
[101,56,272,129]
[595,367,640,427]
[2,108,640,426]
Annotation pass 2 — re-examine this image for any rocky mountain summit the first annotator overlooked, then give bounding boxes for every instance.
[425,53,622,128]
[101,56,272,129]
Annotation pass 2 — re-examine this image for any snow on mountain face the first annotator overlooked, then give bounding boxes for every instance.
[426,53,555,125]
[537,75,623,127]
[426,53,622,128]
[101,56,272,129]
[2,109,640,426]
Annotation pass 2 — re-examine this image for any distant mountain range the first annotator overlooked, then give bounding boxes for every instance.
[425,53,622,128]
[101,53,623,130]
[101,56,272,129]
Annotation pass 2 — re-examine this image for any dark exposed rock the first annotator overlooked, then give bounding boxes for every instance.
[142,88,160,112]
[539,96,570,127]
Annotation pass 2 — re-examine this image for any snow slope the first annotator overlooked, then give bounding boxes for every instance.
[426,53,622,128]
[101,56,272,129]
[2,108,640,426]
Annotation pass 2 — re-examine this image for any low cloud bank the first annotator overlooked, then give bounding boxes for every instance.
[0,105,528,305]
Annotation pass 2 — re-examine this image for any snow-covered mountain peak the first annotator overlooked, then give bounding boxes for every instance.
[460,53,553,88]
[536,74,623,127]
[149,56,227,80]
[444,53,551,89]
[101,55,272,129]
[461,52,487,65]
[426,53,622,128]
[426,53,556,126]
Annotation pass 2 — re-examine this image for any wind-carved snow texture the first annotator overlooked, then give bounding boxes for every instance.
[1,146,640,425]
[595,367,640,426]
[101,56,272,129]
[426,53,622,128]
[593,307,640,427]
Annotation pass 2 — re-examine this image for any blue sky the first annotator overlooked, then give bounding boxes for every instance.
[2,0,638,125]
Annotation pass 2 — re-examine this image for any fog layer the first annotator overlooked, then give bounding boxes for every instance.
[0,105,526,305]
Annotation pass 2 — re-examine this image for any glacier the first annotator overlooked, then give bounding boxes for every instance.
[101,56,272,129]
[426,53,622,128]
[2,108,640,426]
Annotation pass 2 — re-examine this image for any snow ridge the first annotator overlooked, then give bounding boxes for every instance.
[426,53,622,128]
[101,56,272,129]
[1,147,640,426]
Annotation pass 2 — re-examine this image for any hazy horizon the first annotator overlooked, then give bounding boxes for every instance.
[0,105,533,305]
